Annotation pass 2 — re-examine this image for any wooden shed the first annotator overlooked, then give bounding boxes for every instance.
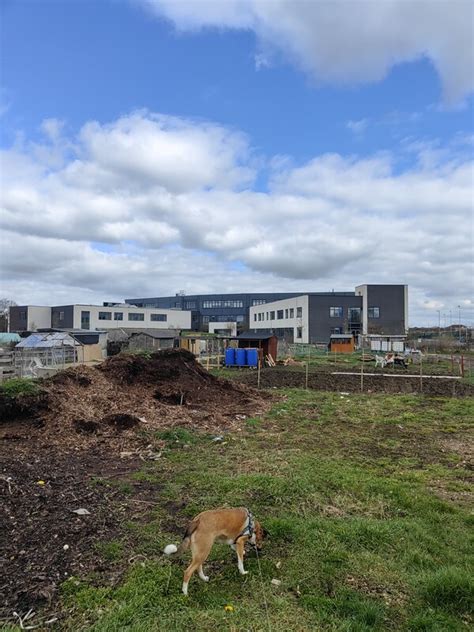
[237,333,278,363]
[329,334,355,354]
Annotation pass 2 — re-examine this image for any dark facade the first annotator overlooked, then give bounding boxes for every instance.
[308,294,363,341]
[9,306,28,333]
[365,285,407,335]
[51,305,75,329]
[125,292,303,331]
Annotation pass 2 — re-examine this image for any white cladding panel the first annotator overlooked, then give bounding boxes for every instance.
[249,295,309,344]
[27,307,52,331]
[72,305,191,330]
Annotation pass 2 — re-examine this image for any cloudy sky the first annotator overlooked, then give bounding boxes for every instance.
[1,0,473,326]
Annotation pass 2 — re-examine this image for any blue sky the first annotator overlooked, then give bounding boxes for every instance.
[1,0,473,325]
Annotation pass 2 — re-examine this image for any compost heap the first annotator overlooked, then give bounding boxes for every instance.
[0,349,268,445]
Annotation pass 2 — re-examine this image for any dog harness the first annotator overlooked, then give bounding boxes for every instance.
[234,509,255,544]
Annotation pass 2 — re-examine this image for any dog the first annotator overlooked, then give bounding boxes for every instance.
[163,507,264,595]
[374,354,386,368]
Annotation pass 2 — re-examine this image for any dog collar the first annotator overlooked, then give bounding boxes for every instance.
[234,509,255,544]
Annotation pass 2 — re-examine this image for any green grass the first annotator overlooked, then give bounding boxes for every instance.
[55,391,473,630]
[0,377,41,398]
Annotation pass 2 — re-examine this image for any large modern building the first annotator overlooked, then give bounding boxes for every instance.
[9,304,191,333]
[126,284,408,341]
[125,292,302,331]
[249,285,408,343]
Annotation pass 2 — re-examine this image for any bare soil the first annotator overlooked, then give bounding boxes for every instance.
[232,366,474,396]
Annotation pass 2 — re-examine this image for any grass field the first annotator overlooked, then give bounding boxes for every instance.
[45,391,473,630]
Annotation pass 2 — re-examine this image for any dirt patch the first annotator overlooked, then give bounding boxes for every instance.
[234,367,474,396]
[0,445,147,618]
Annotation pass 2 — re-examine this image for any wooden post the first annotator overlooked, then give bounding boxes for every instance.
[206,353,210,372]
[305,361,309,390]
[419,355,423,393]
[257,358,261,389]
[460,355,464,378]
[451,355,454,375]
[360,353,364,392]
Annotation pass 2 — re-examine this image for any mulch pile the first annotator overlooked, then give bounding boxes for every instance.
[0,350,271,622]
[0,349,270,447]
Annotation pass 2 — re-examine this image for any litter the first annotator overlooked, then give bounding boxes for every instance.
[72,508,90,515]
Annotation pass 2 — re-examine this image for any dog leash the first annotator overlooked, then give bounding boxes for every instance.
[254,543,272,632]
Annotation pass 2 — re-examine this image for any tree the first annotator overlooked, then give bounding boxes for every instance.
[0,298,17,332]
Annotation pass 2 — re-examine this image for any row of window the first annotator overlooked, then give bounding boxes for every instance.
[202,315,245,323]
[330,307,380,318]
[97,311,167,322]
[202,300,244,309]
[254,307,303,322]
[254,306,381,322]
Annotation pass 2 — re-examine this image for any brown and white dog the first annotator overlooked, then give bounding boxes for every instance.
[163,507,264,595]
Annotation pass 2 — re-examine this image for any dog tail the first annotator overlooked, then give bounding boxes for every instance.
[163,518,199,556]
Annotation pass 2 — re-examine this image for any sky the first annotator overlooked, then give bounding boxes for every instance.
[0,0,473,326]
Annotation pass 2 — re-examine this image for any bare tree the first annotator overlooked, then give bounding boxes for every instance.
[0,298,17,332]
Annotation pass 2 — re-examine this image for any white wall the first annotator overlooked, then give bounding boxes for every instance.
[208,321,237,336]
[249,295,309,343]
[28,306,52,331]
[72,305,191,330]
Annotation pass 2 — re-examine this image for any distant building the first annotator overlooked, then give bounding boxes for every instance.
[249,285,408,343]
[9,304,191,333]
[125,285,407,336]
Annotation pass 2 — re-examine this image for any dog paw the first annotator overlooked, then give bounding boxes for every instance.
[202,575,209,582]
[240,570,249,575]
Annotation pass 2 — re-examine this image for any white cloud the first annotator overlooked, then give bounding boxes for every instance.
[141,0,474,104]
[346,119,369,136]
[1,110,473,325]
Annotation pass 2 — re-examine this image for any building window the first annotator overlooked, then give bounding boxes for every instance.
[296,327,303,339]
[184,301,196,309]
[254,314,257,322]
[289,308,294,318]
[151,313,167,322]
[202,299,244,309]
[202,315,210,324]
[20,311,27,320]
[285,309,289,318]
[331,327,342,334]
[258,313,262,322]
[59,311,64,321]
[277,310,284,319]
[128,313,145,321]
[81,311,90,330]
[236,315,244,322]
[98,311,112,320]
[296,307,303,318]
[368,307,380,318]
[329,307,343,318]
[252,299,266,306]
[270,311,275,320]
[114,312,123,321]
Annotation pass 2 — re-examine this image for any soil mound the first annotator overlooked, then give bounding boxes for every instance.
[0,350,269,446]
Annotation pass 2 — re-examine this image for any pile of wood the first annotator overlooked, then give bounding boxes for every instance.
[265,354,277,367]
[281,357,304,366]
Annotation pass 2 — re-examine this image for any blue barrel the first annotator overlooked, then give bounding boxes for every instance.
[246,348,258,367]
[236,348,247,366]
[225,348,235,367]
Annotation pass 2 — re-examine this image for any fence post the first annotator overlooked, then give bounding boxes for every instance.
[419,355,423,393]
[360,354,364,392]
[257,359,261,389]
[305,361,309,390]
[460,355,464,378]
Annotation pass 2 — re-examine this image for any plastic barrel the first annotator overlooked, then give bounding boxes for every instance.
[246,348,258,367]
[235,348,247,366]
[225,348,235,367]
